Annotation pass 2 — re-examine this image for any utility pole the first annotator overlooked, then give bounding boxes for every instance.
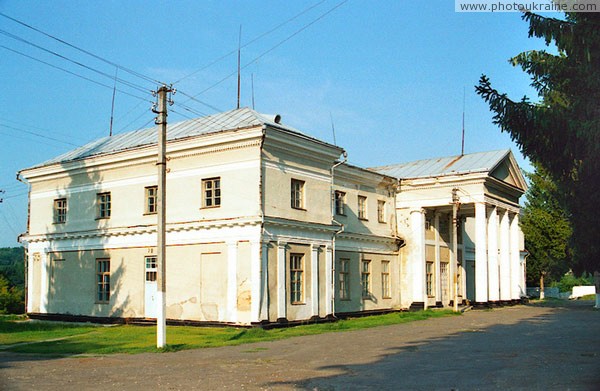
[153,85,174,348]
[452,188,460,313]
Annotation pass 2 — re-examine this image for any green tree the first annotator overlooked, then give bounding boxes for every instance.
[521,164,572,292]
[476,12,600,274]
[0,272,24,314]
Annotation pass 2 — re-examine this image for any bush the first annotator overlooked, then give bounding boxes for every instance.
[0,273,24,314]
[551,272,594,293]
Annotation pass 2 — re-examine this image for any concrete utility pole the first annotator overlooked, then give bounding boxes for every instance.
[153,85,174,348]
[452,188,460,313]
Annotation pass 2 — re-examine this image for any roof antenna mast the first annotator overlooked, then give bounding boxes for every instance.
[330,112,337,145]
[109,67,118,137]
[237,25,242,109]
[461,86,465,156]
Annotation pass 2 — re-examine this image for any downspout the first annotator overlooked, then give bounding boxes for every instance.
[330,151,347,318]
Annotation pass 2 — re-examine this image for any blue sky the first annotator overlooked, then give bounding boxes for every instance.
[0,1,552,247]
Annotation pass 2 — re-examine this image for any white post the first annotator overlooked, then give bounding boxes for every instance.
[510,214,521,301]
[277,241,287,320]
[499,210,511,303]
[410,208,426,309]
[310,244,319,317]
[250,240,261,323]
[475,203,488,305]
[39,252,49,313]
[487,207,499,303]
[227,240,238,323]
[325,245,333,315]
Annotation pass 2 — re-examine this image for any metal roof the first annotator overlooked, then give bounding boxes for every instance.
[29,108,307,169]
[370,149,511,179]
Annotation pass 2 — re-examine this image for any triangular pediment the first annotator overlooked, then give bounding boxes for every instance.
[490,152,527,191]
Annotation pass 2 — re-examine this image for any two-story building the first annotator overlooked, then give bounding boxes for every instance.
[18,107,527,325]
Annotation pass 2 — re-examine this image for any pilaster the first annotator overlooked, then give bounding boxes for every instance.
[487,206,499,304]
[277,241,287,321]
[499,210,511,303]
[227,240,238,323]
[474,202,488,306]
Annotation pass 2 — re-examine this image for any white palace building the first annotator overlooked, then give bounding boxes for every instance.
[18,108,528,325]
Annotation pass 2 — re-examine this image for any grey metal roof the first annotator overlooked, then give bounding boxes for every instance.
[370,149,511,179]
[29,107,307,169]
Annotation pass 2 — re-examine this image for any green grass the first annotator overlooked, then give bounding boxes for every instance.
[0,310,458,356]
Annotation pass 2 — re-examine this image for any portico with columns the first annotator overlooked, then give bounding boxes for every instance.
[372,149,527,309]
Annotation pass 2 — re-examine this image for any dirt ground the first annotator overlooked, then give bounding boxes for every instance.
[1,300,599,390]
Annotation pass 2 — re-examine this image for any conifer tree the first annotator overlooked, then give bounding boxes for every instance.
[476,12,600,274]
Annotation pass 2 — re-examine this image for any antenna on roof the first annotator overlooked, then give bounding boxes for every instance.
[330,112,337,145]
[251,73,255,110]
[237,25,242,110]
[109,67,118,137]
[461,86,465,156]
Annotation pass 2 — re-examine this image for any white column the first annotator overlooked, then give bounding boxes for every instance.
[227,241,238,323]
[510,214,521,300]
[310,244,319,317]
[325,245,333,315]
[487,207,499,303]
[434,213,442,304]
[250,240,261,323]
[260,242,269,321]
[26,251,35,313]
[475,203,488,304]
[40,252,49,313]
[410,208,426,308]
[499,210,511,302]
[277,241,287,320]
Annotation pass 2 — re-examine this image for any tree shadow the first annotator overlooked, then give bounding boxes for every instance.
[267,303,600,390]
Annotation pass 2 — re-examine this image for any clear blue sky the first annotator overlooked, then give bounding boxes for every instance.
[0,1,552,247]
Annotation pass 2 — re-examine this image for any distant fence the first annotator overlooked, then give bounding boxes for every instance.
[527,286,596,299]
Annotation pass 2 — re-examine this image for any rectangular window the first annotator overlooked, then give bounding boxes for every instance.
[358,196,368,220]
[426,261,434,297]
[53,198,67,223]
[381,260,391,298]
[145,256,157,282]
[202,177,221,208]
[145,186,157,214]
[290,254,304,304]
[291,179,305,210]
[361,259,371,298]
[377,200,386,223]
[339,259,350,300]
[96,259,110,303]
[335,191,346,215]
[97,192,111,219]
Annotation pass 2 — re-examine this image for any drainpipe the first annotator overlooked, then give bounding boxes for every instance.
[330,151,347,318]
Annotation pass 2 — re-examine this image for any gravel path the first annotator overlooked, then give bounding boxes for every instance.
[1,301,598,390]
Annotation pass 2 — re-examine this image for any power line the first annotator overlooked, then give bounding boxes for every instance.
[0,29,152,95]
[0,118,89,142]
[173,0,328,85]
[0,11,162,86]
[0,45,152,102]
[0,123,80,147]
[184,0,348,102]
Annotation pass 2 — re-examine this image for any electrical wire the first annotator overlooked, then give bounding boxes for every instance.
[0,11,163,86]
[0,45,152,102]
[0,118,89,143]
[173,0,328,85]
[0,123,80,147]
[0,29,152,95]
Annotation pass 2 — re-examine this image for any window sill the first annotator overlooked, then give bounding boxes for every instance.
[95,217,111,220]
[291,302,306,305]
[358,217,368,221]
[200,205,221,210]
[95,301,110,305]
[143,212,157,216]
[291,207,307,211]
[52,221,66,225]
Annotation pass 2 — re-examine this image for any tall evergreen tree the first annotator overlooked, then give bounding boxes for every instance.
[476,12,600,274]
[521,163,572,292]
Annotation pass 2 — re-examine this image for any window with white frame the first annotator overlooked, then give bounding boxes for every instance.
[358,196,367,220]
[361,259,371,298]
[202,177,221,208]
[97,192,111,219]
[426,261,434,297]
[377,200,386,223]
[339,259,350,300]
[96,258,110,303]
[145,256,157,282]
[381,260,391,298]
[335,191,346,215]
[145,186,157,214]
[291,179,305,210]
[53,198,67,223]
[290,253,304,304]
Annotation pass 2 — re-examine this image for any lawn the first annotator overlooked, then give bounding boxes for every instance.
[0,310,458,356]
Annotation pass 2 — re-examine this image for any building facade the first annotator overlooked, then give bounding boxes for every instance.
[18,108,527,325]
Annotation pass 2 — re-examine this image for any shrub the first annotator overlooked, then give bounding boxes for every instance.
[0,273,24,314]
[551,272,594,293]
